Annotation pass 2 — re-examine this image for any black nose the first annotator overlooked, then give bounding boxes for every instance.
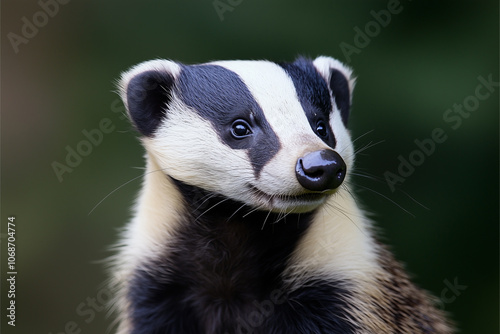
[295,149,347,191]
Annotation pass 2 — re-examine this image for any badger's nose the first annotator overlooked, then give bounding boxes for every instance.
[295,149,347,191]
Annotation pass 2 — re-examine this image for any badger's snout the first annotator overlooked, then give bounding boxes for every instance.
[295,149,347,191]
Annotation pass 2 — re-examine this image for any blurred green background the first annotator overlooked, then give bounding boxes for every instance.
[1,1,498,333]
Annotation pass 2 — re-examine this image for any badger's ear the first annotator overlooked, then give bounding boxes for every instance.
[119,60,182,137]
[313,56,355,126]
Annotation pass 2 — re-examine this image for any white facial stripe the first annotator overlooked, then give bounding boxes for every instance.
[330,110,354,169]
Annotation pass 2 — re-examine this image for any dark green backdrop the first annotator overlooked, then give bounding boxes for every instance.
[2,1,498,333]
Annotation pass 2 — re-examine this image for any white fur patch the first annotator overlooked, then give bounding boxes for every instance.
[109,152,185,334]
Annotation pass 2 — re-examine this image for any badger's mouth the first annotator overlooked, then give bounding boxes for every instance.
[249,186,330,213]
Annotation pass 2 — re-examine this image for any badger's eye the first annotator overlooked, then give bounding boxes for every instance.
[231,120,253,139]
[316,120,328,138]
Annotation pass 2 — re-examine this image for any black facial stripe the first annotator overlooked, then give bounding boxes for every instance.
[330,69,350,126]
[279,58,337,148]
[176,64,280,178]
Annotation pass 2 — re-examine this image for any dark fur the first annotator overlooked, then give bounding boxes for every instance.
[126,70,175,137]
[328,69,350,126]
[128,180,357,334]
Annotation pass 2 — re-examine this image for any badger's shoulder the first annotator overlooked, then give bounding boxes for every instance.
[370,244,452,333]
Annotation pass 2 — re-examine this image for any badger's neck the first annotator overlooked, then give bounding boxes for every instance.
[165,177,316,292]
[122,155,381,332]
[132,154,378,284]
[131,153,311,264]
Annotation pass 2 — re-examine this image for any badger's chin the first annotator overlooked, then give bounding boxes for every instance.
[248,186,331,213]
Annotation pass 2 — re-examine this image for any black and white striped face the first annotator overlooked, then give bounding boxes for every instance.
[120,56,355,213]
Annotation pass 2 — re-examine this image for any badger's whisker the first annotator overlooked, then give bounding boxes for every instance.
[194,197,231,221]
[354,183,415,218]
[351,129,375,145]
[88,166,169,216]
[227,203,249,221]
[261,209,273,230]
[193,193,219,213]
[353,139,385,156]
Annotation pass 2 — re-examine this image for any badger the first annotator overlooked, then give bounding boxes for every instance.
[110,56,452,333]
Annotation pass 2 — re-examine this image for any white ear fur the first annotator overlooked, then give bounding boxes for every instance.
[118,59,182,111]
[313,56,356,96]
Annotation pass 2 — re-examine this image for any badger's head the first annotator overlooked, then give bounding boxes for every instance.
[120,56,355,214]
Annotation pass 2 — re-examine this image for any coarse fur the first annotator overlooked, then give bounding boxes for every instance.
[109,56,453,333]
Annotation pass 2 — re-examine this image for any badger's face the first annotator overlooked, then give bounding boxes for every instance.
[120,56,355,213]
